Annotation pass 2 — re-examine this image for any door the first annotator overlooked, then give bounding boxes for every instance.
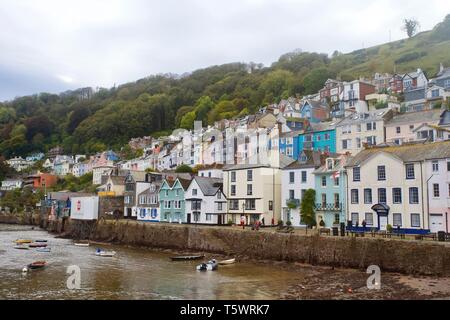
[187,213,191,224]
[379,216,388,231]
[430,214,444,233]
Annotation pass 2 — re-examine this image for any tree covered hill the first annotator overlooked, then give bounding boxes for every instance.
[0,14,449,158]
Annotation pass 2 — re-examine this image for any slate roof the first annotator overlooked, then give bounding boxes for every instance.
[107,176,125,185]
[439,110,450,126]
[308,121,339,132]
[345,141,450,167]
[283,150,330,170]
[192,176,223,196]
[336,109,391,126]
[385,109,442,126]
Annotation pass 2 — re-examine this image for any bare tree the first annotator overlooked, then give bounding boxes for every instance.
[402,18,420,38]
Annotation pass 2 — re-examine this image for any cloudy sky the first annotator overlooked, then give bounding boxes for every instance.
[1,0,449,101]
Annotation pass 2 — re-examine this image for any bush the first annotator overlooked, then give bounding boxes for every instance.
[394,52,427,64]
[387,224,393,233]
[286,220,292,227]
[227,219,233,225]
[319,220,325,227]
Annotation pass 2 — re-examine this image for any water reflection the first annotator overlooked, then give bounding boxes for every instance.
[0,224,302,300]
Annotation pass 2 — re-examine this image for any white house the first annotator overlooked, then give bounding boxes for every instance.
[1,179,23,191]
[197,163,225,179]
[185,176,227,225]
[7,157,35,172]
[426,157,450,233]
[281,150,324,226]
[92,165,115,185]
[345,141,450,234]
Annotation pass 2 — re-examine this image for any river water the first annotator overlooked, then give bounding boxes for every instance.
[0,224,305,300]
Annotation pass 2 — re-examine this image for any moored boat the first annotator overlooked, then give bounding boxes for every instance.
[27,261,47,270]
[35,239,48,243]
[196,259,218,271]
[218,258,236,265]
[15,239,33,244]
[29,243,48,248]
[171,255,205,261]
[74,243,90,247]
[36,247,51,253]
[95,249,116,257]
[14,246,30,250]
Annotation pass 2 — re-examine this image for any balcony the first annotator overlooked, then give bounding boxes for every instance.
[286,199,300,209]
[315,203,342,211]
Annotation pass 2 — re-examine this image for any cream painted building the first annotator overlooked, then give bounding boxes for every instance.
[223,152,294,226]
[336,109,393,155]
[385,109,442,145]
[345,141,450,233]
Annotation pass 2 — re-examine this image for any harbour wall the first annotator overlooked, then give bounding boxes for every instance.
[1,213,449,276]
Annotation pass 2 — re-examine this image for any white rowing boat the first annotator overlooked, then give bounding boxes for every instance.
[218,258,236,265]
[95,249,116,257]
[74,243,90,247]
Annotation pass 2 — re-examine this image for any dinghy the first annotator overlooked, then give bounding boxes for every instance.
[95,248,116,257]
[74,243,90,247]
[35,239,48,243]
[27,261,47,270]
[218,258,236,265]
[196,259,218,271]
[36,247,51,253]
[171,255,205,261]
[29,243,48,248]
[14,246,30,250]
[15,239,33,244]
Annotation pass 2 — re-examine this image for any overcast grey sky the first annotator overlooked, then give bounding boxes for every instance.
[0,0,449,101]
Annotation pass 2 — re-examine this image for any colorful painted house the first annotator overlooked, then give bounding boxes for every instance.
[298,121,337,154]
[313,154,349,228]
[159,178,190,223]
[279,131,302,160]
[300,100,330,123]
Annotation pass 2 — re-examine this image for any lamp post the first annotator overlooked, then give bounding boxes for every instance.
[241,202,245,229]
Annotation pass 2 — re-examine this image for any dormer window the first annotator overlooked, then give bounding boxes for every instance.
[327,159,333,170]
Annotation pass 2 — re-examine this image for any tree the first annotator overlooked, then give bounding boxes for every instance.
[402,18,420,38]
[175,164,193,173]
[300,189,316,227]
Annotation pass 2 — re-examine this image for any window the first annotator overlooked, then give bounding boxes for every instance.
[289,190,295,200]
[409,125,414,131]
[392,188,402,204]
[247,170,253,181]
[356,124,361,132]
[245,199,255,210]
[269,201,273,211]
[432,161,439,172]
[325,133,330,140]
[353,167,361,181]
[174,200,182,209]
[192,189,197,196]
[316,135,322,141]
[334,177,339,186]
[433,184,440,198]
[431,89,440,98]
[365,213,373,226]
[342,125,352,134]
[321,194,327,207]
[217,192,221,199]
[206,214,212,221]
[322,176,327,187]
[165,190,169,197]
[411,213,421,228]
[231,185,236,196]
[396,127,401,134]
[229,200,239,210]
[342,139,351,149]
[445,79,450,88]
[405,164,415,179]
[351,189,359,204]
[377,166,386,181]
[289,172,295,183]
[366,136,376,146]
[231,171,236,182]
[247,184,253,196]
[217,202,223,211]
[448,161,450,171]
[301,171,307,183]
[409,187,419,204]
[356,138,361,149]
[367,122,376,131]
[334,193,340,208]
[393,213,402,227]
[191,201,201,211]
[351,213,359,226]
[364,188,372,204]
[378,188,387,204]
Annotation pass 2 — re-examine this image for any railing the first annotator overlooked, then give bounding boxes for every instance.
[315,203,342,211]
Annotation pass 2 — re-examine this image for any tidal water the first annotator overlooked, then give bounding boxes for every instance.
[0,224,303,300]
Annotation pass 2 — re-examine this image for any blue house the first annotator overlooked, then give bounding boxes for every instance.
[279,131,302,160]
[300,100,330,123]
[159,177,190,223]
[313,154,349,227]
[298,121,337,154]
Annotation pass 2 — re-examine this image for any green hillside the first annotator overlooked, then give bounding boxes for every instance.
[0,14,449,158]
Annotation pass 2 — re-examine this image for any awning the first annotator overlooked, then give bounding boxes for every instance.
[371,203,390,215]
[185,198,202,201]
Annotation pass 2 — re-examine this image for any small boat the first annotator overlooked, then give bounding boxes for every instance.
[218,258,236,265]
[27,261,47,270]
[36,247,51,253]
[74,243,90,247]
[29,243,48,248]
[196,259,218,271]
[171,255,205,261]
[15,239,33,244]
[35,239,48,243]
[14,246,30,250]
[95,249,116,257]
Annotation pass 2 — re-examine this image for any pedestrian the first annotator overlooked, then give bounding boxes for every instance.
[362,220,367,230]
[261,217,265,226]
